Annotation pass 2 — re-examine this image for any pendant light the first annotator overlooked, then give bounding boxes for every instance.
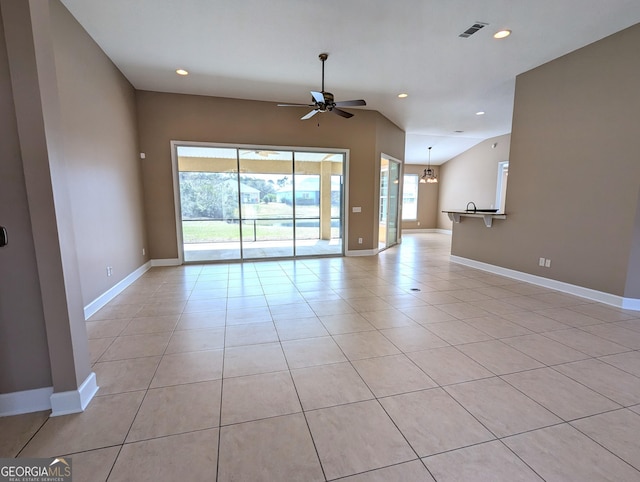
[420,146,438,183]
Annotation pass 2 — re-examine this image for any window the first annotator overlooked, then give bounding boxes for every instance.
[402,174,419,220]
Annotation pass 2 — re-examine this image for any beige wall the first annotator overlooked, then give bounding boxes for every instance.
[136,91,404,257]
[437,135,511,229]
[0,4,52,393]
[51,0,147,305]
[449,24,640,297]
[401,164,440,230]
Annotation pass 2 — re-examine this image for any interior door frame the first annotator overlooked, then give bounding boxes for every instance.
[378,153,403,251]
[171,140,350,264]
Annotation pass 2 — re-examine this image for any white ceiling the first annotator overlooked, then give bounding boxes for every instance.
[60,0,640,164]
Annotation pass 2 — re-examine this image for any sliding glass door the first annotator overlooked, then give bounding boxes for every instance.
[175,144,345,262]
[379,155,401,250]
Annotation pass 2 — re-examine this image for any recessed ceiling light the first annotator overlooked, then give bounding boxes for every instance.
[494,29,511,39]
[176,69,189,76]
[398,93,408,98]
[476,111,485,116]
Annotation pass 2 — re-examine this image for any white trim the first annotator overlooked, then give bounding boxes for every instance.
[0,386,53,416]
[402,228,452,235]
[346,248,378,257]
[50,372,99,417]
[84,262,151,319]
[451,255,640,311]
[151,258,182,267]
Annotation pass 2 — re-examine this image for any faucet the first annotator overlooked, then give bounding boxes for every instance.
[466,201,477,213]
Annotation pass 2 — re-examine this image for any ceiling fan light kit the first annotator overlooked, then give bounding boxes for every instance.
[278,53,366,120]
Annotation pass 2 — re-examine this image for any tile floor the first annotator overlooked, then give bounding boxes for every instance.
[3,233,640,481]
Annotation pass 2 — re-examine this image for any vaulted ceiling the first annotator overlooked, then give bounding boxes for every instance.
[61,0,640,164]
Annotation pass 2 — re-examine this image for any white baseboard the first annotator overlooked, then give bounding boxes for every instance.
[50,372,99,417]
[84,262,151,319]
[345,248,378,257]
[0,386,53,416]
[451,255,640,311]
[151,258,182,267]
[403,228,452,235]
[435,229,453,235]
[0,372,99,417]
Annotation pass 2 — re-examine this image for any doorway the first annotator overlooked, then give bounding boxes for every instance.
[174,143,346,262]
[379,155,402,250]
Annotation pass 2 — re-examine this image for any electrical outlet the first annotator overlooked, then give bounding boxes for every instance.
[545,259,551,268]
[106,266,112,277]
[358,237,363,244]
[539,257,545,267]
[142,248,146,256]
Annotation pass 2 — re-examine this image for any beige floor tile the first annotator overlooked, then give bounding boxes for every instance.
[501,295,554,311]
[85,318,130,339]
[407,346,493,386]
[20,391,144,457]
[569,303,638,322]
[174,310,226,330]
[500,311,569,332]
[571,409,640,471]
[380,326,449,352]
[535,307,603,327]
[224,321,279,347]
[470,299,525,316]
[274,317,329,340]
[352,354,437,397]
[424,320,493,345]
[333,331,401,360]
[269,302,317,321]
[465,316,533,338]
[136,300,186,317]
[221,371,300,424]
[501,333,589,365]
[281,336,347,369]
[127,380,221,441]
[400,305,457,324]
[164,327,225,353]
[109,429,219,482]
[226,306,273,325]
[223,342,288,377]
[554,358,640,406]
[457,340,544,375]
[63,446,119,482]
[445,377,561,437]
[360,309,419,329]
[542,328,629,357]
[530,292,586,308]
[93,356,160,395]
[0,410,49,457]
[150,349,223,387]
[291,362,374,410]
[445,289,492,302]
[380,388,494,457]
[600,350,640,377]
[309,299,357,317]
[346,296,394,312]
[502,367,620,420]
[581,323,640,349]
[89,303,141,321]
[504,424,640,482]
[306,400,415,480]
[415,292,462,305]
[120,315,179,335]
[340,460,434,481]
[437,302,493,319]
[182,298,227,313]
[88,337,115,364]
[319,313,376,334]
[98,333,170,362]
[218,414,323,482]
[424,440,543,482]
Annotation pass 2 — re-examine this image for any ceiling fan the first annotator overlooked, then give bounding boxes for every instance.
[278,53,366,120]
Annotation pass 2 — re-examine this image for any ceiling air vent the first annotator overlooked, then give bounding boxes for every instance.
[459,22,488,38]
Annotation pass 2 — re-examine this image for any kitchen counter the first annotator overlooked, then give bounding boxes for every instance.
[442,210,506,228]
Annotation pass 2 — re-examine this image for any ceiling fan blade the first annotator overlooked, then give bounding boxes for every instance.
[311,91,325,104]
[331,108,354,119]
[334,99,367,107]
[301,109,319,120]
[277,103,314,107]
